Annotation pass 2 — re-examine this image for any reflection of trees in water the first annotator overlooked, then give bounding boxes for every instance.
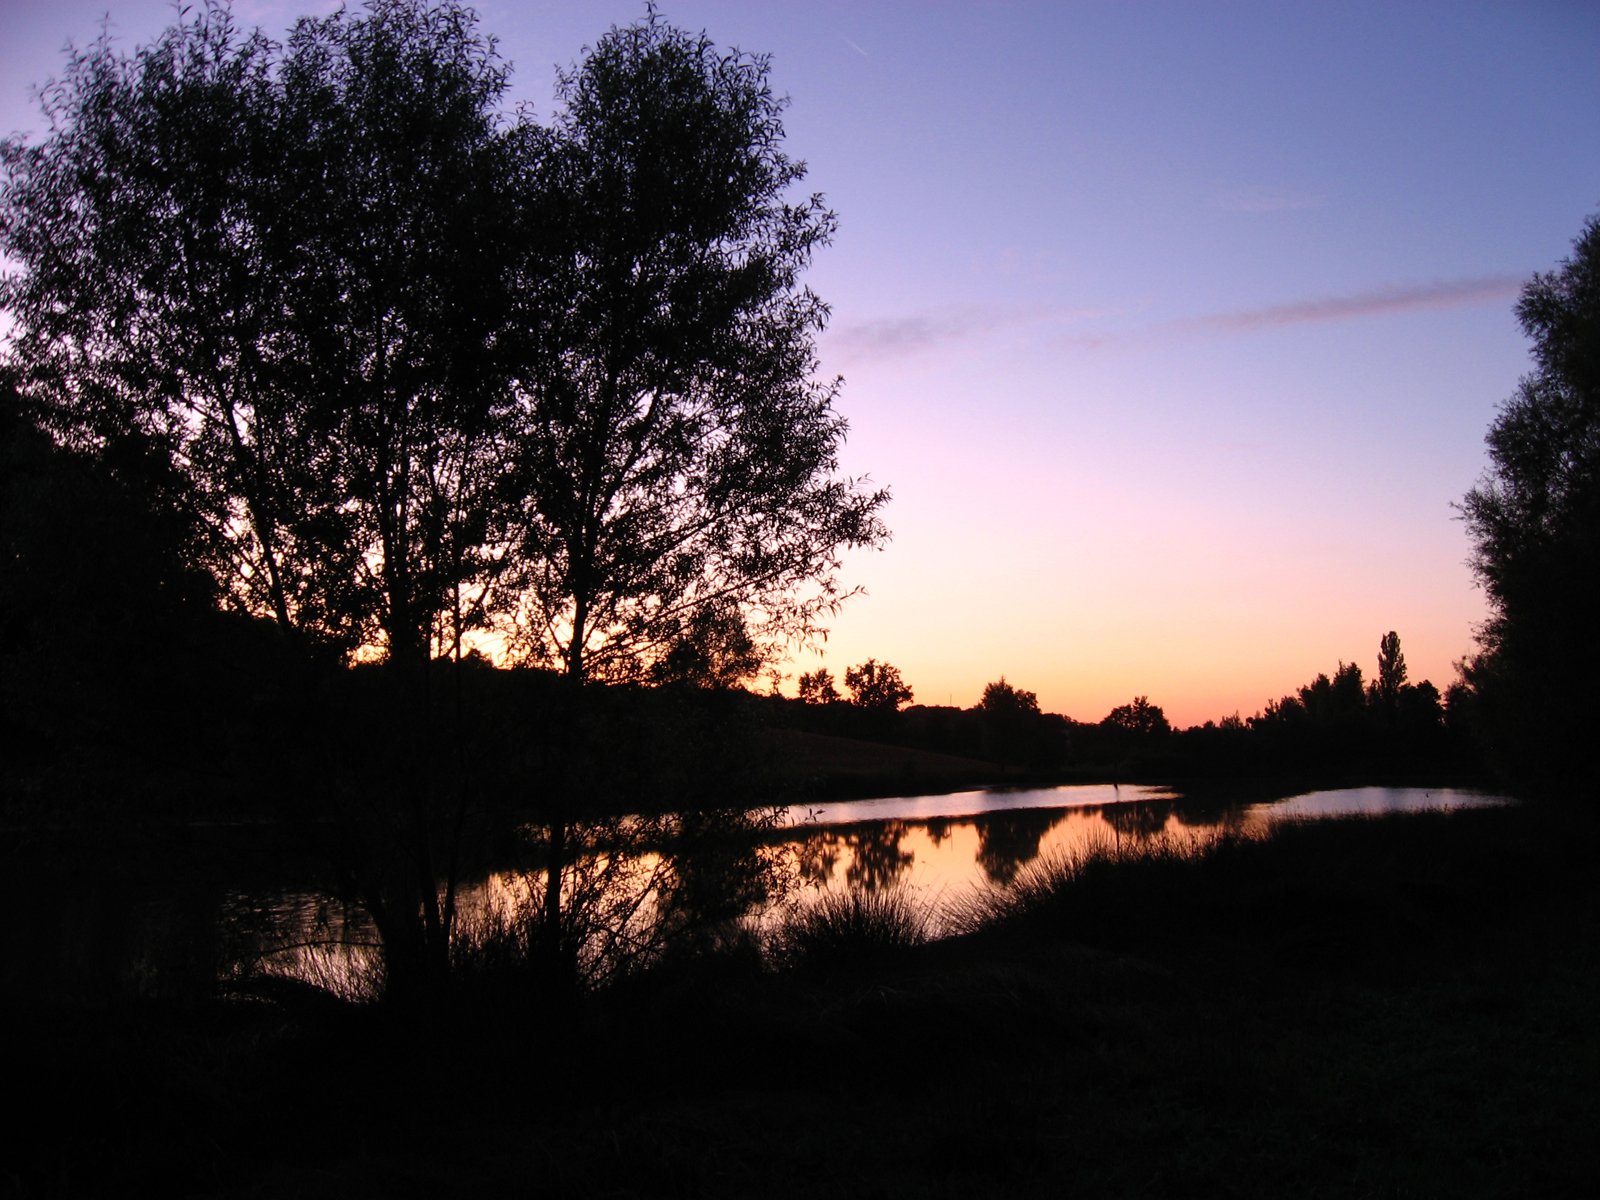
[923,816,953,846]
[1168,796,1250,833]
[1102,800,1174,842]
[845,821,915,891]
[974,809,1067,885]
[792,822,916,891]
[795,834,842,888]
[659,808,790,934]
[1095,795,1254,843]
[515,806,789,986]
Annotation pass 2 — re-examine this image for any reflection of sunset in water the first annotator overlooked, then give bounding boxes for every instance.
[783,786,1508,932]
[239,787,1508,991]
[789,808,1222,928]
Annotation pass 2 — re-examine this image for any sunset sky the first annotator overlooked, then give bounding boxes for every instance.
[5,0,1597,726]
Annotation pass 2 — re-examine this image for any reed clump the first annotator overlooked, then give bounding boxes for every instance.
[947,826,1243,941]
[768,886,932,972]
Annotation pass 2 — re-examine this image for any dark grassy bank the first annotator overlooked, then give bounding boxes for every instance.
[10,800,1596,1198]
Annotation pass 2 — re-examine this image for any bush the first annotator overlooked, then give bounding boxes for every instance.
[769,887,931,972]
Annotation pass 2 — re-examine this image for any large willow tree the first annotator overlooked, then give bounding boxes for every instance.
[504,13,889,688]
[1,0,518,665]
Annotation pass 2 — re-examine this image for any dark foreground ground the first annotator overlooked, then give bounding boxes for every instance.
[11,801,1598,1198]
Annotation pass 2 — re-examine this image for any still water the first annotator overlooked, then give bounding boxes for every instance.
[18,784,1508,1001]
[781,783,1504,893]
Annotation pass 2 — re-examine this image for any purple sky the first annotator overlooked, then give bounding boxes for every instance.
[5,0,1597,724]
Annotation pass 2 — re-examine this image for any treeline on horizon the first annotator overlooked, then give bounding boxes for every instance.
[0,370,1474,800]
[770,633,1468,785]
[0,406,1477,812]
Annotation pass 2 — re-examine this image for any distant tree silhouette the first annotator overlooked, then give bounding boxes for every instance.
[1232,638,1460,776]
[797,668,841,704]
[844,659,914,712]
[1299,662,1365,726]
[979,676,1043,770]
[1396,679,1444,732]
[1102,696,1171,739]
[980,677,1040,717]
[1460,212,1600,797]
[1373,631,1408,710]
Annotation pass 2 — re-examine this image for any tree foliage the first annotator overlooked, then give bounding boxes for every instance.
[978,677,1050,771]
[1,0,518,665]
[502,11,888,686]
[1101,695,1171,739]
[2,1,886,683]
[1372,630,1408,709]
[844,659,913,712]
[979,677,1040,717]
[1460,213,1600,795]
[796,668,840,704]
[1234,633,1448,775]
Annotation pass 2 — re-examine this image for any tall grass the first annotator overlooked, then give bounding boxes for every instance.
[947,825,1251,940]
[768,886,932,972]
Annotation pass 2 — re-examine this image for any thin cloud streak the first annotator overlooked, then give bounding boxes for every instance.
[1062,275,1525,351]
[832,278,1523,363]
[827,304,1110,363]
[1178,276,1523,333]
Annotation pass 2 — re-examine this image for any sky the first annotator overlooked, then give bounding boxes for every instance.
[4,0,1598,726]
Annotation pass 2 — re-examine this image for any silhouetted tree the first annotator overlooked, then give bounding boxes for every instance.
[1373,631,1408,710]
[647,603,762,688]
[1460,213,1600,797]
[501,11,888,687]
[978,676,1043,771]
[1396,679,1444,733]
[797,668,841,704]
[2,0,519,666]
[1297,662,1366,725]
[844,659,914,712]
[1102,696,1171,739]
[980,677,1040,716]
[3,1,889,998]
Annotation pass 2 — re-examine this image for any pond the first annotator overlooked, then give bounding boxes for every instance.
[777,784,1505,921]
[14,784,1509,1002]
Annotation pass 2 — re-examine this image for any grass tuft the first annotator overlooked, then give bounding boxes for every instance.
[769,886,931,972]
[946,826,1237,940]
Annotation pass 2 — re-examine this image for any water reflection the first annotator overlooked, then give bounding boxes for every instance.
[16,786,1510,1001]
[220,787,1520,988]
[227,891,381,1000]
[773,786,1508,935]
[975,808,1065,885]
